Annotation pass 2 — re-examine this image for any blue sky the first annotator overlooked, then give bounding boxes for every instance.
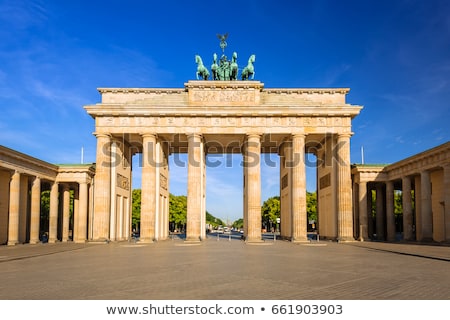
[1,0,449,223]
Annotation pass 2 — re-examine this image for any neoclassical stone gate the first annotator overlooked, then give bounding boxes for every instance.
[84,80,362,243]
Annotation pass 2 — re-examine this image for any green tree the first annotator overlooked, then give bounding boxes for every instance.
[232,218,244,230]
[169,194,187,231]
[131,189,141,231]
[261,196,280,230]
[306,191,317,222]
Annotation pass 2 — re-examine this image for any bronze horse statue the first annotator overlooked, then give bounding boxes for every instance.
[241,54,255,80]
[230,52,238,80]
[195,55,210,80]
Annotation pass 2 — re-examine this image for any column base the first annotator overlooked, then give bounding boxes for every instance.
[138,238,155,244]
[74,239,87,244]
[337,237,356,243]
[7,241,18,246]
[184,237,202,243]
[291,238,310,244]
[29,240,40,245]
[245,238,263,243]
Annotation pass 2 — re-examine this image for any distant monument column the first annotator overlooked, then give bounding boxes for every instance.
[29,176,41,244]
[244,134,262,243]
[140,133,157,243]
[92,133,112,241]
[336,133,354,241]
[7,171,21,245]
[291,134,308,242]
[186,133,204,242]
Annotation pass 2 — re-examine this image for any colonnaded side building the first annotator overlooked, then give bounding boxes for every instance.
[0,79,449,246]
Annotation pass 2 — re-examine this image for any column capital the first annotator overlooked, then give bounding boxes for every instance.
[246,133,262,140]
[337,132,353,139]
[291,133,306,139]
[141,132,157,139]
[93,132,111,139]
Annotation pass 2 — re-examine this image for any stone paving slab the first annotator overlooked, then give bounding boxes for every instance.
[0,239,449,300]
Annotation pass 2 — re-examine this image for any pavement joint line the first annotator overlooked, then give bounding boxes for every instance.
[345,243,450,262]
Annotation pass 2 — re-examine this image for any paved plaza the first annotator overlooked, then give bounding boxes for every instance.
[0,236,449,300]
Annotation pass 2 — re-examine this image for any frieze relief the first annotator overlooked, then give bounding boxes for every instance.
[190,90,255,103]
[98,116,351,130]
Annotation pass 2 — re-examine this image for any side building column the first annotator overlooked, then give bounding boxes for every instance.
[74,182,89,243]
[386,181,396,241]
[140,133,157,243]
[92,133,112,241]
[7,171,21,245]
[444,164,450,242]
[336,133,354,241]
[244,134,262,243]
[48,182,59,243]
[291,134,307,242]
[376,183,385,240]
[62,184,71,242]
[186,133,204,242]
[420,170,433,241]
[358,181,369,241]
[402,176,413,241]
[29,176,41,244]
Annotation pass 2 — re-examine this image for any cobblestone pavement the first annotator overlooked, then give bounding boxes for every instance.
[0,237,449,300]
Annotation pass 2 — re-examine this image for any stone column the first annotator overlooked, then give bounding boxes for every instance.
[402,176,413,241]
[444,164,450,242]
[186,133,203,242]
[29,176,41,244]
[92,133,111,241]
[336,133,354,241]
[376,183,385,240]
[420,170,433,241]
[358,181,368,241]
[48,182,59,243]
[7,171,21,245]
[291,134,308,242]
[367,185,374,239]
[140,133,157,243]
[75,182,88,243]
[245,134,262,243]
[386,181,396,241]
[62,184,71,242]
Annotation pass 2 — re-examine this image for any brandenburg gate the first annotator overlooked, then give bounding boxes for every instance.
[84,79,362,243]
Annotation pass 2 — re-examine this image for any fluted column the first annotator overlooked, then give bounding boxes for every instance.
[358,181,368,241]
[336,133,354,241]
[62,184,70,242]
[386,181,396,241]
[29,176,41,244]
[375,183,385,240]
[420,170,433,241]
[186,133,203,242]
[444,165,450,242]
[48,182,59,243]
[402,176,413,240]
[7,171,21,245]
[291,134,307,242]
[244,134,262,242]
[92,133,111,241]
[75,182,88,243]
[140,133,157,243]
